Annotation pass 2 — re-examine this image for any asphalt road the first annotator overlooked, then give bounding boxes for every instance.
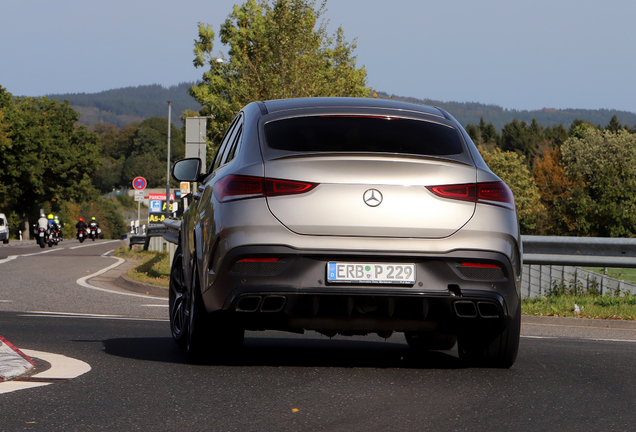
[1,239,636,431]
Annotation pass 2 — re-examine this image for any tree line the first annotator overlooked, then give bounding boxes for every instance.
[468,115,636,237]
[0,86,129,239]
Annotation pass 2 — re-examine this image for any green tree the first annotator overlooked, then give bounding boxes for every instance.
[500,119,539,165]
[189,0,369,148]
[543,124,568,147]
[479,147,544,234]
[605,115,623,133]
[560,129,636,237]
[0,93,100,238]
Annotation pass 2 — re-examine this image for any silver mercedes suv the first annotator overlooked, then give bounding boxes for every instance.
[170,97,522,368]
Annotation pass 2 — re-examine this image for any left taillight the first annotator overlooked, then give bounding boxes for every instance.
[214,175,318,203]
[426,181,514,210]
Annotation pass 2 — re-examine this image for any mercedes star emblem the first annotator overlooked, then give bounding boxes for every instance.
[363,189,383,207]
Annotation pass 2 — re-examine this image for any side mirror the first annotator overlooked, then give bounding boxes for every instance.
[172,158,202,182]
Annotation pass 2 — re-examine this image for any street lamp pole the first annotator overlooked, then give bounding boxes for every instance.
[166,101,172,220]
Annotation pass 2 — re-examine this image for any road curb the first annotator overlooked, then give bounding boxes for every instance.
[0,336,34,381]
[115,274,169,298]
[522,314,636,329]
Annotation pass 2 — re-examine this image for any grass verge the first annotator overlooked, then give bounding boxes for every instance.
[115,247,171,288]
[522,294,636,320]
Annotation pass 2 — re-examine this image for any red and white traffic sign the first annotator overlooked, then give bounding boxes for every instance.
[132,177,147,191]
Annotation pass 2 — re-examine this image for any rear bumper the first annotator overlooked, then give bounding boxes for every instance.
[200,245,521,335]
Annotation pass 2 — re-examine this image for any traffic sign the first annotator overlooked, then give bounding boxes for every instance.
[132,177,147,191]
[134,190,145,202]
[180,182,190,196]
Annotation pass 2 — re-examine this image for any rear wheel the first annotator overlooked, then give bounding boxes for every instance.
[187,266,244,365]
[169,247,188,347]
[458,303,521,368]
[405,331,457,351]
[38,238,45,248]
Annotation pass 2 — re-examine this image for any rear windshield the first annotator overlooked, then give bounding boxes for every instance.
[264,116,463,156]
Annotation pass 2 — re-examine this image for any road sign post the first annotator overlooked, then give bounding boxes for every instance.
[132,177,147,230]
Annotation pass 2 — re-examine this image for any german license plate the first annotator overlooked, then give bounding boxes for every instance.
[327,262,416,285]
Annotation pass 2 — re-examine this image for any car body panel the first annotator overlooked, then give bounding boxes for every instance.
[264,155,477,238]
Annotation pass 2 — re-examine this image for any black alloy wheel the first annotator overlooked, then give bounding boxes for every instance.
[169,247,188,347]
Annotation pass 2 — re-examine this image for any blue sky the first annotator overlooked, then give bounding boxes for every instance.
[2,0,635,113]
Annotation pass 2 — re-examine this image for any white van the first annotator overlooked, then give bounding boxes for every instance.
[0,213,9,244]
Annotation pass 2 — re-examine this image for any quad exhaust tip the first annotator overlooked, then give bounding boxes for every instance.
[453,300,501,319]
[236,295,286,313]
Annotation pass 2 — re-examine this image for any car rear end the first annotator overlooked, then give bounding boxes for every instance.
[200,99,521,366]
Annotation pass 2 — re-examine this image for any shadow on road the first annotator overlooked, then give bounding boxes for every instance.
[102,335,462,369]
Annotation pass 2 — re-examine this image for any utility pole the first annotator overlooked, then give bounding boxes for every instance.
[166,101,172,221]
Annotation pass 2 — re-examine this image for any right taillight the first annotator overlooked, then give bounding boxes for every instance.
[214,175,318,203]
[426,181,514,210]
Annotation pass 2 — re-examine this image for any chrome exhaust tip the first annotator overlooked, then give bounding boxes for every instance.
[260,295,286,313]
[236,296,262,312]
[454,300,478,318]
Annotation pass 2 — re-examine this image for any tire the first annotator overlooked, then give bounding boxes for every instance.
[186,266,244,365]
[2,239,7,244]
[458,302,521,368]
[79,237,85,243]
[38,238,45,248]
[169,247,188,347]
[405,331,457,351]
[48,241,53,247]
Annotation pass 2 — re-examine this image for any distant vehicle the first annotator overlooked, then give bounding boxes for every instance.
[170,97,522,368]
[0,213,8,244]
[119,233,128,240]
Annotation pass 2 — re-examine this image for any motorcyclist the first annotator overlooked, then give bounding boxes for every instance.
[76,217,87,239]
[88,217,100,239]
[54,215,63,241]
[36,213,49,235]
[47,214,58,241]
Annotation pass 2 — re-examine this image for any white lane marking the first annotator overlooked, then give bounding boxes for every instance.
[17,314,168,322]
[141,304,169,308]
[0,349,91,394]
[24,311,123,318]
[22,349,91,379]
[0,256,18,264]
[70,240,122,250]
[75,252,168,301]
[0,300,12,303]
[0,247,65,264]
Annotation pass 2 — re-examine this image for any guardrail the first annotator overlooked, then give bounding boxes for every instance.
[522,235,636,268]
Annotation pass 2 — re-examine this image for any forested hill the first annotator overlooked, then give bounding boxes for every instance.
[46,82,201,128]
[378,92,636,131]
[46,83,636,131]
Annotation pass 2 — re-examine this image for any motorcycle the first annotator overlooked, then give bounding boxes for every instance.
[77,228,87,243]
[34,226,48,248]
[48,227,58,247]
[88,224,100,241]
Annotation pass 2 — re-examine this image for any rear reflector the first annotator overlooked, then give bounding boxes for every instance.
[426,181,514,209]
[214,175,318,202]
[460,262,501,269]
